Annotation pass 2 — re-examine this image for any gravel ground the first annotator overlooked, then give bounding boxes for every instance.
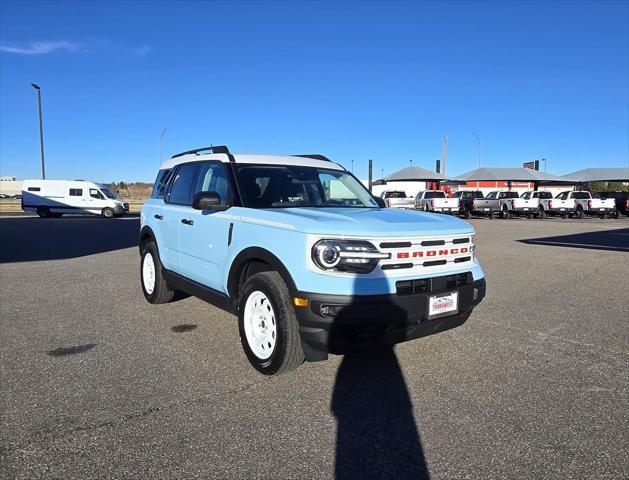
[1,214,627,479]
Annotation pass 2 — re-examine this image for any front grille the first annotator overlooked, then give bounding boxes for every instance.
[396,272,472,296]
[377,235,474,273]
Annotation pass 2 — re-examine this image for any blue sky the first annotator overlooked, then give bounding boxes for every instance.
[1,0,627,182]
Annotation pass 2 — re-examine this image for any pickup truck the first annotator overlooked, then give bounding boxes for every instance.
[140,146,486,375]
[414,190,459,214]
[538,191,617,218]
[509,191,553,218]
[472,190,520,218]
[452,191,486,219]
[380,190,415,209]
[593,191,628,217]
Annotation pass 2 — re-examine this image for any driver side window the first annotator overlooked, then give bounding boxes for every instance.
[90,189,104,200]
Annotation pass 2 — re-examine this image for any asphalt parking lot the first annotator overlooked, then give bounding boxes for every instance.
[1,214,628,479]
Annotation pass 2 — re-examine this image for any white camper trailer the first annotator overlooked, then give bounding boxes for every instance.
[21,180,129,218]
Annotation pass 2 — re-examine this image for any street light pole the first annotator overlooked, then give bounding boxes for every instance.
[31,83,46,179]
[160,128,167,164]
[472,131,481,169]
[541,158,547,173]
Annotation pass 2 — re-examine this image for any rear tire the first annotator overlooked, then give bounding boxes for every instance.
[238,271,304,375]
[465,209,471,219]
[36,206,51,218]
[539,207,546,219]
[501,206,511,219]
[140,240,175,304]
[575,206,583,219]
[102,207,115,218]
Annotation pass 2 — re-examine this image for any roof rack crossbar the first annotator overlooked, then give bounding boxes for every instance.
[171,145,231,159]
[292,154,332,162]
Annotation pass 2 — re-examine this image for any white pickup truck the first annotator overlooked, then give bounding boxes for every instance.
[510,191,553,218]
[380,190,415,209]
[538,191,617,219]
[414,190,458,214]
[472,191,520,218]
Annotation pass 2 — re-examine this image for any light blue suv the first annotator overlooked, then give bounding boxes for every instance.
[140,146,486,375]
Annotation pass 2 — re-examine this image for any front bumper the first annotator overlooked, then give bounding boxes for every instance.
[294,274,486,357]
[114,203,129,215]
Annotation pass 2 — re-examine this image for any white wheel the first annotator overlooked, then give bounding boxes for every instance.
[142,252,156,295]
[243,290,277,360]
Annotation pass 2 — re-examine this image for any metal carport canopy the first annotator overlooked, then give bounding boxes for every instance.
[451,167,576,185]
[562,168,629,182]
[377,166,447,183]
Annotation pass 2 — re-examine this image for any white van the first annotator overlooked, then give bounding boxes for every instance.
[21,180,129,218]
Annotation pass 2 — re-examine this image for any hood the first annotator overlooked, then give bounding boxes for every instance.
[235,207,474,237]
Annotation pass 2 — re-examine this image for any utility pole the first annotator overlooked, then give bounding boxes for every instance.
[442,134,448,177]
[410,159,413,167]
[472,131,481,169]
[160,128,167,164]
[31,83,46,179]
[351,159,354,173]
[541,158,547,173]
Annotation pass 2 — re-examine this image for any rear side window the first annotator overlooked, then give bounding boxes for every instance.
[151,169,173,199]
[166,163,200,206]
[535,192,552,199]
[556,192,569,200]
[499,192,519,199]
[27,187,41,192]
[69,188,83,196]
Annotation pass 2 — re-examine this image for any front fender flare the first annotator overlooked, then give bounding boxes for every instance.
[227,247,298,299]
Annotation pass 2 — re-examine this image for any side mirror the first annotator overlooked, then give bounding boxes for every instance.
[192,191,230,211]
[374,197,386,208]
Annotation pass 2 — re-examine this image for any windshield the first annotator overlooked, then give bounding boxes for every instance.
[101,188,119,199]
[234,165,378,208]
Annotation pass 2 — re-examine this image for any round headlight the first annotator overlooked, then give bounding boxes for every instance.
[315,241,341,268]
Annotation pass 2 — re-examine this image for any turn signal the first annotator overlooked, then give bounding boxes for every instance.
[293,297,309,307]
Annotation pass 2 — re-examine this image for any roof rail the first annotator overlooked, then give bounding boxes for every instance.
[293,154,332,162]
[171,145,233,160]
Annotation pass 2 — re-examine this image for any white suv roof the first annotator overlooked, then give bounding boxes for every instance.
[161,151,345,172]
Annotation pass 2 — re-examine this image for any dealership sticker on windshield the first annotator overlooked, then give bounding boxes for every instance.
[428,291,459,319]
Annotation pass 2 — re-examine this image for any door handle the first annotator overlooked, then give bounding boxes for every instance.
[181,218,194,226]
[154,214,163,220]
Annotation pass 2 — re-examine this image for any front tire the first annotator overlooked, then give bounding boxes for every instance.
[102,207,115,218]
[140,240,175,304]
[238,271,304,375]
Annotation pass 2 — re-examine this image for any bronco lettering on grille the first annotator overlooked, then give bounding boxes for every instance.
[397,247,469,259]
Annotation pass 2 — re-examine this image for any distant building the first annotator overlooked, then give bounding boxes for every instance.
[0,180,23,196]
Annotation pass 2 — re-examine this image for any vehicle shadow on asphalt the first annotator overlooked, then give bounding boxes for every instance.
[518,227,629,252]
[0,216,140,263]
[330,276,430,480]
[48,343,97,357]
